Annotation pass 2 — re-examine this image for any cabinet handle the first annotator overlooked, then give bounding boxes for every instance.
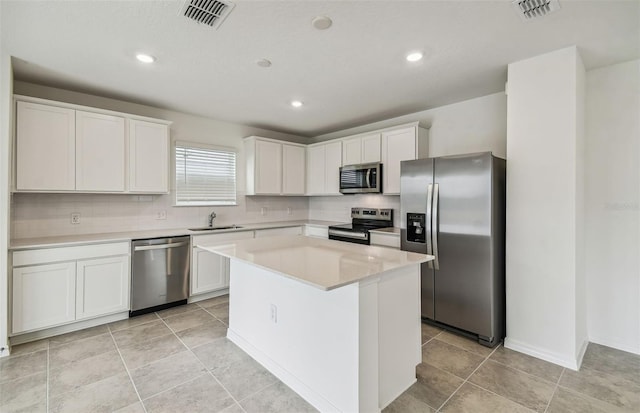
[134,242,188,252]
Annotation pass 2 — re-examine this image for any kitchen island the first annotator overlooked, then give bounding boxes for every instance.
[197,235,432,412]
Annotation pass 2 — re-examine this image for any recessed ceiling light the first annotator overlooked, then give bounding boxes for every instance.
[312,15,332,30]
[136,53,156,63]
[406,52,423,62]
[291,100,303,108]
[256,58,272,68]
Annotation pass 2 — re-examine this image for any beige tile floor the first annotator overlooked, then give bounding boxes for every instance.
[1,295,638,413]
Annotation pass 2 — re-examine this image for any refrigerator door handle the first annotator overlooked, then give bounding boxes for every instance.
[433,183,440,270]
[426,183,434,269]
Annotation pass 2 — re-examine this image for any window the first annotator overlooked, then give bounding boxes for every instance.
[175,141,237,206]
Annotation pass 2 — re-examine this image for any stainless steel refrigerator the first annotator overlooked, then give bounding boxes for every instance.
[400,152,506,347]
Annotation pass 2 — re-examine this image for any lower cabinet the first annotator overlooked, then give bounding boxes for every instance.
[12,262,76,333]
[76,256,129,320]
[11,242,130,335]
[191,231,254,296]
[192,247,228,295]
[254,226,302,237]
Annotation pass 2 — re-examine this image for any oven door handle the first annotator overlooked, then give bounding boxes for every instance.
[328,229,369,240]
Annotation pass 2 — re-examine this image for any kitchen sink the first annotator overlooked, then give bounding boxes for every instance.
[189,225,243,231]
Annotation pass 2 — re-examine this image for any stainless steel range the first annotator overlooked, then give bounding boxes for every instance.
[328,208,393,245]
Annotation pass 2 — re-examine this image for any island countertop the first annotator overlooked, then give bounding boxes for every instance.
[197,234,432,291]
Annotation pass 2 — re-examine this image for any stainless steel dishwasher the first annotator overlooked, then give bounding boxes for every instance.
[130,236,190,316]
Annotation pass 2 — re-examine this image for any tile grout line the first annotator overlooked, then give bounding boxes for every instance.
[108,327,149,413]
[157,314,247,411]
[487,356,562,387]
[435,342,501,412]
[543,368,565,413]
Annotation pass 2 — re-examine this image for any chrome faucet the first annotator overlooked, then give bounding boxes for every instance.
[208,211,217,227]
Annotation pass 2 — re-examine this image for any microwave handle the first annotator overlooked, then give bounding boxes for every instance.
[366,169,372,188]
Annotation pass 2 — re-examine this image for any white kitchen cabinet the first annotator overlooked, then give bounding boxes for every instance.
[76,255,129,320]
[14,96,171,194]
[76,111,125,192]
[128,119,170,193]
[12,262,76,333]
[370,232,400,249]
[191,231,254,296]
[245,136,306,195]
[192,247,228,295]
[342,133,381,166]
[304,225,329,239]
[16,101,76,191]
[306,141,342,195]
[11,241,130,335]
[282,144,306,195]
[381,125,429,195]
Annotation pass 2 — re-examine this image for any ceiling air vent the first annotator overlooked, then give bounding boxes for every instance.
[512,0,561,21]
[181,0,235,29]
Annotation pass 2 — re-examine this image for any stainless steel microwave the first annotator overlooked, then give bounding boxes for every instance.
[339,163,382,194]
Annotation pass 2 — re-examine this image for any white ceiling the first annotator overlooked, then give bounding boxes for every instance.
[2,0,638,137]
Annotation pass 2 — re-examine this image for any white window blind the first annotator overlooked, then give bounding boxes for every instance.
[175,142,237,206]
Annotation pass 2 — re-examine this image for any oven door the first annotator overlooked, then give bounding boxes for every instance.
[339,163,382,194]
[328,228,370,245]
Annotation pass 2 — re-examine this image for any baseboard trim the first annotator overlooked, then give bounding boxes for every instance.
[504,337,582,370]
[188,288,229,303]
[227,329,342,413]
[588,335,640,356]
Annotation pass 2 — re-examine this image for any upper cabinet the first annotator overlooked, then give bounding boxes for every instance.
[381,124,429,194]
[14,96,171,194]
[128,119,169,193]
[245,136,306,195]
[306,140,342,195]
[16,101,76,191]
[76,111,125,192]
[342,133,381,166]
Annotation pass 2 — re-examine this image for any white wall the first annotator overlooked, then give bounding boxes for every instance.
[505,46,587,369]
[585,59,640,354]
[10,82,310,239]
[309,93,507,223]
[0,24,13,355]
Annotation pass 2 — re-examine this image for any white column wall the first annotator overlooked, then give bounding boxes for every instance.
[585,59,640,354]
[505,46,587,369]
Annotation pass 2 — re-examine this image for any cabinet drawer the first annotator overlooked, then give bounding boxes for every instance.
[304,225,328,238]
[370,233,400,249]
[13,242,130,267]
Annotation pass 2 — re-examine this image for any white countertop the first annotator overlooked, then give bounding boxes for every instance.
[9,220,343,250]
[197,235,432,291]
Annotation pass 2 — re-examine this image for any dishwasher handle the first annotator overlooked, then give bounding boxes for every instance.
[133,241,189,252]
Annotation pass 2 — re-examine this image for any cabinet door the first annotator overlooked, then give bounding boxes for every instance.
[324,141,343,195]
[306,145,325,195]
[192,247,228,295]
[342,138,362,166]
[76,256,130,320]
[16,101,76,191]
[129,119,169,193]
[282,144,305,195]
[12,262,76,333]
[76,111,125,191]
[255,140,282,194]
[382,127,417,194]
[361,134,381,163]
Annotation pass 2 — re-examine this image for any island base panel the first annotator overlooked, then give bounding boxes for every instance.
[227,259,421,412]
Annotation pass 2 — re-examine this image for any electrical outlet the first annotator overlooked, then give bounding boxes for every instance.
[155,210,167,220]
[71,213,80,224]
[270,304,278,323]
[261,207,267,216]
[287,207,292,215]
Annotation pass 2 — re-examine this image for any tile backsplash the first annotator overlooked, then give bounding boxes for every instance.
[308,194,401,227]
[11,192,309,239]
